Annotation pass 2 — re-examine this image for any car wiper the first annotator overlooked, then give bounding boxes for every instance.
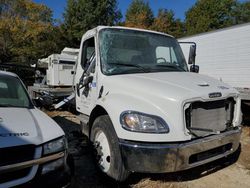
[0,104,15,107]
[155,64,186,71]
[0,104,25,108]
[111,63,150,73]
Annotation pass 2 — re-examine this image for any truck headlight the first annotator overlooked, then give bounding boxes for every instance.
[120,111,169,133]
[43,137,67,155]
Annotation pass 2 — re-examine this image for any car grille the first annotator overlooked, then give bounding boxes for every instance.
[0,145,35,184]
[185,98,235,137]
[0,168,31,184]
[0,145,36,166]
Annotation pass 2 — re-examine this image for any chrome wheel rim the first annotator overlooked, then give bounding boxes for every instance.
[94,130,111,172]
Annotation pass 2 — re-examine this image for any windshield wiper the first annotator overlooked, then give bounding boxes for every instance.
[155,64,186,71]
[111,63,150,73]
[0,104,25,108]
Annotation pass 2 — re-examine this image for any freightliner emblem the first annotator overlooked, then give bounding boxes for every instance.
[209,92,222,98]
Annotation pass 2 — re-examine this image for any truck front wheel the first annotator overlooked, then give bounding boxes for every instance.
[90,115,129,181]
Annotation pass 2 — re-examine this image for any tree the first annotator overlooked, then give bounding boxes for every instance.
[0,0,61,65]
[63,0,121,47]
[185,0,250,35]
[151,9,185,38]
[125,0,154,29]
[234,1,250,24]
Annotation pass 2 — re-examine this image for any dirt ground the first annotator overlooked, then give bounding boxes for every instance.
[46,110,250,188]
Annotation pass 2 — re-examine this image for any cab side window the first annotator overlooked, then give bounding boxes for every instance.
[81,37,95,70]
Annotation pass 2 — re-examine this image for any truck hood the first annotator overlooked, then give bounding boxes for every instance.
[100,72,240,142]
[106,72,238,101]
[0,108,64,148]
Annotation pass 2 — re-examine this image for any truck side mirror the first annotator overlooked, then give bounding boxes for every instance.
[76,75,93,97]
[82,75,93,87]
[190,65,199,73]
[188,45,196,64]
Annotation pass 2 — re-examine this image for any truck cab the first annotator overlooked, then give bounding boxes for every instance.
[0,71,71,187]
[74,26,242,181]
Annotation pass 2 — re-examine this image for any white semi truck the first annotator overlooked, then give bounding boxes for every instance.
[0,71,72,187]
[74,26,242,181]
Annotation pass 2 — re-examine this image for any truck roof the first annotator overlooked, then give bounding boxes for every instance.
[84,26,174,38]
[0,70,18,77]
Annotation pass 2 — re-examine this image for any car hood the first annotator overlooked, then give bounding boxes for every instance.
[0,108,64,148]
[105,72,238,101]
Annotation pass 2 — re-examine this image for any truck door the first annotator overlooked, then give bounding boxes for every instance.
[75,37,97,115]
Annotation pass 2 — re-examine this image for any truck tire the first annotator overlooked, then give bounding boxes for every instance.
[90,115,130,181]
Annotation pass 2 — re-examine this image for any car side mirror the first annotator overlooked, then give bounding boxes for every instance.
[190,65,199,73]
[188,44,196,64]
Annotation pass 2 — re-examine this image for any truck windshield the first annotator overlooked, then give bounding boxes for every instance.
[0,75,32,108]
[99,28,188,75]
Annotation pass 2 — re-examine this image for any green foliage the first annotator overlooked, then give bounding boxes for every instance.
[0,0,62,65]
[234,1,250,24]
[124,1,185,37]
[125,0,154,29]
[1,0,249,67]
[151,9,185,38]
[63,0,121,46]
[0,0,53,22]
[185,0,250,35]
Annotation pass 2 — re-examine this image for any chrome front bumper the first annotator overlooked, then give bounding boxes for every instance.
[120,128,241,173]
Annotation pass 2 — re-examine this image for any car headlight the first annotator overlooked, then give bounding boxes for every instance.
[120,111,169,133]
[43,137,67,155]
[41,158,65,175]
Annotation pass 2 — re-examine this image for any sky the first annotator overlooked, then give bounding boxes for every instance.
[33,0,197,21]
[33,0,248,21]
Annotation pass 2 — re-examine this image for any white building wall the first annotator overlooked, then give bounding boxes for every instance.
[179,23,250,89]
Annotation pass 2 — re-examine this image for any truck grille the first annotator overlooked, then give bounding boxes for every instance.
[185,98,235,137]
[0,145,35,184]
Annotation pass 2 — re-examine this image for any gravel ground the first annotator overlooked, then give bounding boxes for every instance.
[46,110,250,188]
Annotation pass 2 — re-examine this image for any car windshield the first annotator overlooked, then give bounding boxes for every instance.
[99,28,188,75]
[0,74,32,108]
